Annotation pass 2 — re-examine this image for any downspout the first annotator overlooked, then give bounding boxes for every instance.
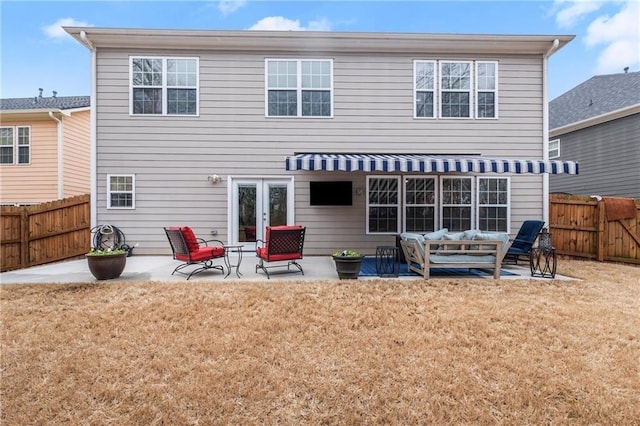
[542,39,559,225]
[81,30,98,230]
[48,111,64,199]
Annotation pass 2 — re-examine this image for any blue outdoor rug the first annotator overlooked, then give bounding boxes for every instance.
[359,257,517,278]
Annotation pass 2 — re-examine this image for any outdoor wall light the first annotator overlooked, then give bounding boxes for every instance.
[207,174,222,183]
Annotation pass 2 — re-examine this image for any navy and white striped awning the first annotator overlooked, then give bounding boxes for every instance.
[285,154,579,174]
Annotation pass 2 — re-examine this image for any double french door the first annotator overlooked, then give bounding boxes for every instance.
[230,178,294,249]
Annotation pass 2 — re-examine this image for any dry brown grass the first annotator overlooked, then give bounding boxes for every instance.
[2,258,639,425]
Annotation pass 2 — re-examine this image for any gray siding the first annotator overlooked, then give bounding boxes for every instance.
[549,114,640,198]
[94,48,546,255]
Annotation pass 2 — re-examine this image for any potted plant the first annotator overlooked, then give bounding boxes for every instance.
[86,248,127,280]
[332,250,365,279]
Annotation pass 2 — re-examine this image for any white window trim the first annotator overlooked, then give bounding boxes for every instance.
[475,61,499,119]
[0,126,30,165]
[439,176,475,230]
[549,139,560,159]
[439,60,473,119]
[403,176,438,232]
[107,174,136,209]
[129,56,200,117]
[413,60,437,119]
[366,175,401,235]
[476,176,511,233]
[264,58,334,118]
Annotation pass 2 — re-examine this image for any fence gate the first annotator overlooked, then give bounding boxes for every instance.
[549,194,639,264]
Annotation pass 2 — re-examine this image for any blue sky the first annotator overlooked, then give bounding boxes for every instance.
[1,0,638,100]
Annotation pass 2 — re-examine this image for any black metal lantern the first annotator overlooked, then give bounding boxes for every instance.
[539,227,553,250]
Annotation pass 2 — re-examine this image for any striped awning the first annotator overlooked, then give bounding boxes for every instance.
[285,154,579,174]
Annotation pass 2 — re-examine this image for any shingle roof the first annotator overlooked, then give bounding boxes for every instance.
[549,71,640,130]
[0,96,90,111]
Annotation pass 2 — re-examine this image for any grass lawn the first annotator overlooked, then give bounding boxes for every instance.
[1,258,639,424]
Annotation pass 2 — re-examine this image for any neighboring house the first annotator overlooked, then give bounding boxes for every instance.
[0,91,91,205]
[549,70,640,198]
[65,27,578,256]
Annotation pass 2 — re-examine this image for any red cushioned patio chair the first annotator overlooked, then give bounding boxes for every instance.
[164,226,226,280]
[255,225,306,279]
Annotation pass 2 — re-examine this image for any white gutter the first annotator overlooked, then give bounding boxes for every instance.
[542,38,559,226]
[48,111,64,199]
[81,30,98,229]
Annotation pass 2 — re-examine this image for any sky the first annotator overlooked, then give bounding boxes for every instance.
[1,0,638,101]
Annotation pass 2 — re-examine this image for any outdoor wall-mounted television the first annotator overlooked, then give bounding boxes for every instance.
[309,181,353,206]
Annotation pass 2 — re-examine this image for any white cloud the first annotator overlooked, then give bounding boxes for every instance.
[553,0,605,28]
[218,0,246,16]
[552,0,639,75]
[248,16,331,31]
[43,18,92,40]
[584,0,640,73]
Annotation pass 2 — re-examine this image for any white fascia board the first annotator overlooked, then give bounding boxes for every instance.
[550,104,640,137]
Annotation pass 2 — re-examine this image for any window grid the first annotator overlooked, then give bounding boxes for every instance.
[107,175,135,209]
[549,139,560,159]
[404,177,437,232]
[476,62,498,118]
[131,57,198,116]
[440,177,473,231]
[266,59,333,118]
[414,61,436,118]
[0,126,30,165]
[367,176,400,234]
[477,177,509,232]
[440,61,472,119]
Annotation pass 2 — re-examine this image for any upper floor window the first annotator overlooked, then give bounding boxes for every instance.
[414,61,436,118]
[414,60,499,119]
[130,57,199,116]
[265,59,333,117]
[440,61,472,118]
[107,174,135,209]
[0,126,30,165]
[549,139,560,159]
[476,62,498,119]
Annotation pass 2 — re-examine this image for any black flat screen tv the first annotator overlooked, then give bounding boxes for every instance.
[310,181,353,206]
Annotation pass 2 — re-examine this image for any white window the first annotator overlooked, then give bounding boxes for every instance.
[549,139,560,159]
[130,57,199,116]
[107,175,135,209]
[440,61,472,118]
[476,61,498,119]
[477,177,509,232]
[0,126,30,165]
[367,176,400,234]
[265,59,333,117]
[414,61,436,118]
[404,177,437,232]
[440,177,474,231]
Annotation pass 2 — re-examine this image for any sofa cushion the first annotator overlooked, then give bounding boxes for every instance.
[430,254,496,264]
[400,232,426,258]
[473,232,510,255]
[424,228,448,240]
[439,231,466,252]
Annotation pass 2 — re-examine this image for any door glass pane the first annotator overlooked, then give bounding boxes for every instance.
[268,184,288,226]
[238,184,257,242]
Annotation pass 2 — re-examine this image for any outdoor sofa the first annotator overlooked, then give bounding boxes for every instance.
[399,229,511,279]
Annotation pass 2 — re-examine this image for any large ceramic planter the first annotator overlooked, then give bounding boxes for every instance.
[332,255,365,280]
[86,253,127,280]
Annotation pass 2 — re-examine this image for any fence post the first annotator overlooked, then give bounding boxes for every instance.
[597,199,606,262]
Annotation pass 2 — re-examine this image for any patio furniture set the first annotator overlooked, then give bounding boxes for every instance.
[164,220,555,281]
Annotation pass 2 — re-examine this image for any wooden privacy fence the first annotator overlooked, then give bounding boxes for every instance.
[1,194,91,272]
[549,194,640,264]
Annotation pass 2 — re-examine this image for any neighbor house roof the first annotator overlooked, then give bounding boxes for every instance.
[549,71,640,132]
[0,96,90,112]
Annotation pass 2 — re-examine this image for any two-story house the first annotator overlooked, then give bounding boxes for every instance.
[65,27,577,256]
[0,91,91,205]
[549,70,640,198]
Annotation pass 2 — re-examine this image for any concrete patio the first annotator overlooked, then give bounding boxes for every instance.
[0,254,573,285]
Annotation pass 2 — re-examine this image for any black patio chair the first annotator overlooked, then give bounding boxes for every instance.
[503,220,545,264]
